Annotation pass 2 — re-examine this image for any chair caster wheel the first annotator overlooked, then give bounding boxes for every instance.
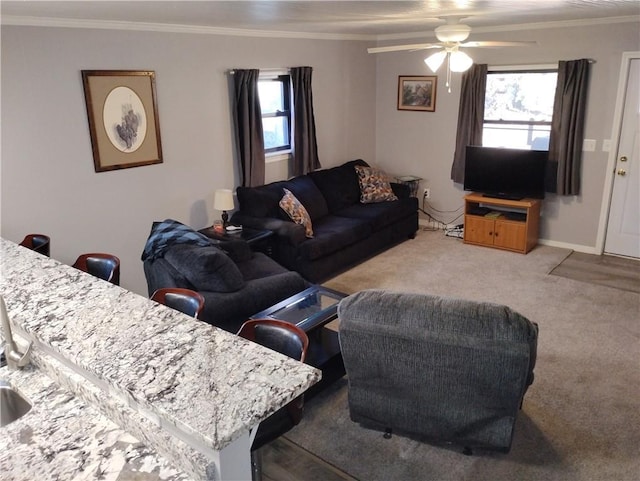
[463,446,473,456]
[383,428,392,439]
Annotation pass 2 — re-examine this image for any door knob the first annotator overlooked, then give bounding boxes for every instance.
[617,169,627,176]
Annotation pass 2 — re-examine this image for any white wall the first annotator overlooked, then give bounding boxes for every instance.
[1,26,376,295]
[373,21,640,250]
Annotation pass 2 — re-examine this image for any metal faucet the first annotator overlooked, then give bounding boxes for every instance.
[0,295,32,370]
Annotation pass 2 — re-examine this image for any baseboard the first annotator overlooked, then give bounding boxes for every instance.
[538,238,600,254]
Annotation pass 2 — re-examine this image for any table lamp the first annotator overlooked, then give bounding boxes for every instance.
[214,189,234,229]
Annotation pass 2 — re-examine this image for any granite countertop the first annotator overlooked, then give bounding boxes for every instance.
[0,238,321,479]
[0,363,193,481]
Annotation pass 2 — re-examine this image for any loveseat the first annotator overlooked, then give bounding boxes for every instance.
[338,289,538,453]
[142,220,308,333]
[230,160,419,283]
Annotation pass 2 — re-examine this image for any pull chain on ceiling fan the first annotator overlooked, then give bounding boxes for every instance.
[425,47,474,93]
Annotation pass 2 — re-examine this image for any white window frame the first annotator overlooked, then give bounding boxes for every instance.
[483,63,558,151]
[258,69,292,157]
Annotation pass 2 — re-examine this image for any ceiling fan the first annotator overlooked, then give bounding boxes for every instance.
[368,17,536,92]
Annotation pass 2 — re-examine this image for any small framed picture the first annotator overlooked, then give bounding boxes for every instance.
[82,70,163,172]
[397,75,437,112]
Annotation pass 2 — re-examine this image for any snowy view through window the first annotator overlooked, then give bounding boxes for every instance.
[259,80,289,151]
[483,71,557,150]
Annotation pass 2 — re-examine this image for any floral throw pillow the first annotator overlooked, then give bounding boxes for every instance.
[355,165,398,204]
[279,188,314,238]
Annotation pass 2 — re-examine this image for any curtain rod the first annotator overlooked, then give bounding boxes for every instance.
[489,59,596,71]
[227,68,290,75]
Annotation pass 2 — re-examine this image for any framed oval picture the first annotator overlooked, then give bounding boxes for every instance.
[82,70,163,172]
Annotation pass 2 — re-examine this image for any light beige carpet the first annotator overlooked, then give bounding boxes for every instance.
[284,229,640,481]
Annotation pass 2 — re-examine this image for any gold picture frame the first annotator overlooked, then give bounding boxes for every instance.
[397,75,437,112]
[82,70,163,172]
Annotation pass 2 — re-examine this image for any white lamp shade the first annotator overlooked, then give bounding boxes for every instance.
[424,51,446,72]
[214,189,235,211]
[449,51,473,72]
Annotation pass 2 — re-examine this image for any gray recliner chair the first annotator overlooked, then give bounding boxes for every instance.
[337,289,538,453]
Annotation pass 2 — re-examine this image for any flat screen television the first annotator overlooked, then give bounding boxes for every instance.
[464,146,548,200]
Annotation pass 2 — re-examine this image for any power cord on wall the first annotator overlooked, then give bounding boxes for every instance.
[420,196,464,234]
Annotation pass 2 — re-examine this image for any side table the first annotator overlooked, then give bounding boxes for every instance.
[198,226,274,256]
[395,175,422,198]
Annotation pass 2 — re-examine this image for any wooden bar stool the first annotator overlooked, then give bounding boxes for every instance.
[150,288,205,319]
[237,319,309,480]
[19,234,50,257]
[72,253,120,285]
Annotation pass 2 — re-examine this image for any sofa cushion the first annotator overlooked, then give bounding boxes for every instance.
[164,244,245,293]
[279,188,314,238]
[235,251,291,281]
[309,159,369,213]
[282,175,329,221]
[336,197,418,231]
[215,239,253,263]
[355,165,398,204]
[236,182,287,219]
[297,215,371,261]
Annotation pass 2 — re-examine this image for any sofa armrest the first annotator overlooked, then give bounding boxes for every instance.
[390,182,411,199]
[199,271,309,332]
[143,258,196,296]
[231,213,307,245]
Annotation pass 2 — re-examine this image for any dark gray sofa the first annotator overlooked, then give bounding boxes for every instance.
[338,289,538,453]
[230,160,419,283]
[142,220,308,333]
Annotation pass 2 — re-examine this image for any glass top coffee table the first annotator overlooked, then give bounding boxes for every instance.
[250,285,346,333]
[251,285,348,396]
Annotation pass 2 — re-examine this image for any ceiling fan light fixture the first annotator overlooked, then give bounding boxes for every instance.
[434,23,472,43]
[425,51,446,72]
[449,50,473,72]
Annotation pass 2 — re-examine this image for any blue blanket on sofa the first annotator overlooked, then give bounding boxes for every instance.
[141,219,213,261]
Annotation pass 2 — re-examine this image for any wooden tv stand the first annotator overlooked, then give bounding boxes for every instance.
[463,193,541,254]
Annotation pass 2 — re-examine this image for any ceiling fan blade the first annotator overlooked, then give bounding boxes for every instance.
[460,40,538,48]
[367,43,443,54]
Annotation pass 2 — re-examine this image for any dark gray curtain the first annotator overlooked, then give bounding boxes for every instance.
[450,64,488,184]
[548,59,590,195]
[232,69,265,187]
[291,66,321,176]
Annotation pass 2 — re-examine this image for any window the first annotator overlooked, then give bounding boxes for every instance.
[258,75,291,153]
[483,70,557,150]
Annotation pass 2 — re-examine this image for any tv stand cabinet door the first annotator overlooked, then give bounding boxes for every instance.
[464,216,496,246]
[494,220,527,252]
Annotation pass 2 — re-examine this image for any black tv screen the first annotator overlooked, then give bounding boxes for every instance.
[464,146,547,200]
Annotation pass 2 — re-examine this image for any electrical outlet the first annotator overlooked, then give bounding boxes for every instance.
[583,139,596,151]
[423,188,431,199]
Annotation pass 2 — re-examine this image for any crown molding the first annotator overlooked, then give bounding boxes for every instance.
[374,15,640,41]
[0,15,376,41]
[2,14,638,41]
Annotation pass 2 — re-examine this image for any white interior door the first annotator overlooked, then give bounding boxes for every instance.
[605,57,640,258]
